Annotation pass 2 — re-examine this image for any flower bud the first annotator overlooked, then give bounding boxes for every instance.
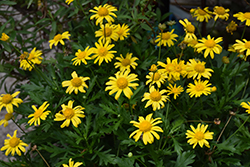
[211,86,217,92]
[128,152,133,157]
[222,56,229,64]
[229,111,236,116]
[214,118,221,125]
[149,64,157,72]
[158,23,166,31]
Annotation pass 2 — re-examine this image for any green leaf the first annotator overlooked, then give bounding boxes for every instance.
[172,138,183,155]
[27,0,33,9]
[140,23,152,31]
[175,151,196,167]
[0,1,17,5]
[94,148,116,166]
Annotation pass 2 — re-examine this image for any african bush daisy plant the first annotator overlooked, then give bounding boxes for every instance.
[1,0,250,166]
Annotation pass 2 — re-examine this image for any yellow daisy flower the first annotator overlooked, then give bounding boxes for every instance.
[129,113,163,145]
[116,24,130,40]
[0,32,9,41]
[166,84,184,99]
[142,86,169,111]
[213,6,230,21]
[149,64,158,72]
[0,113,13,127]
[0,91,23,113]
[49,31,70,49]
[89,3,117,25]
[195,35,223,59]
[28,101,51,126]
[186,123,214,148]
[155,29,178,47]
[145,71,167,88]
[186,59,214,79]
[72,47,94,66]
[54,100,85,128]
[226,20,238,35]
[65,0,73,5]
[0,130,28,156]
[63,158,83,167]
[92,41,117,66]
[187,38,199,49]
[19,48,43,71]
[240,102,250,114]
[186,79,212,98]
[95,23,119,44]
[234,12,250,26]
[171,58,187,80]
[62,71,90,94]
[179,19,197,42]
[114,53,138,72]
[233,39,250,58]
[192,7,213,22]
[105,70,139,100]
[157,57,175,80]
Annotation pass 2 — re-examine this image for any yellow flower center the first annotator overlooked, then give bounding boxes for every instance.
[243,12,250,19]
[162,32,170,40]
[77,51,86,59]
[198,9,206,15]
[186,24,195,33]
[139,120,152,132]
[175,65,182,72]
[98,47,108,57]
[195,84,205,91]
[194,131,204,140]
[117,29,124,36]
[20,52,28,60]
[104,27,112,37]
[98,7,109,16]
[171,87,180,94]
[152,72,161,81]
[121,59,130,67]
[63,108,75,119]
[54,34,62,41]
[2,94,13,104]
[215,7,225,15]
[5,113,13,120]
[150,91,161,101]
[194,64,205,73]
[204,39,216,48]
[116,77,128,89]
[34,109,43,118]
[71,77,82,87]
[9,137,20,147]
[245,41,250,49]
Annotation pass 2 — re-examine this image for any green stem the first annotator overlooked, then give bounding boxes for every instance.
[210,20,217,33]
[157,32,162,60]
[35,148,51,167]
[10,43,21,54]
[129,99,133,116]
[241,77,249,99]
[195,21,202,38]
[11,118,26,135]
[241,25,246,40]
[88,66,102,89]
[170,100,185,121]
[136,158,147,167]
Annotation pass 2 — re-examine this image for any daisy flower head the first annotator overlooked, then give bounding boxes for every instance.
[157,57,175,80]
[155,29,178,47]
[0,91,23,113]
[0,32,9,41]
[146,71,167,88]
[49,31,70,49]
[186,79,212,98]
[233,39,250,58]
[226,20,238,35]
[89,4,117,25]
[54,100,85,128]
[65,0,73,5]
[72,47,94,66]
[0,130,28,156]
[63,158,83,167]
[28,101,51,126]
[114,53,138,72]
[241,102,250,114]
[192,7,213,22]
[213,6,230,21]
[62,71,90,94]
[0,113,13,127]
[166,84,184,99]
[186,123,214,148]
[171,58,187,80]
[234,12,250,26]
[142,86,169,111]
[179,19,197,42]
[95,23,119,44]
[195,35,223,59]
[186,59,214,79]
[92,41,117,66]
[129,113,163,145]
[19,48,43,71]
[105,69,139,100]
[116,24,130,40]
